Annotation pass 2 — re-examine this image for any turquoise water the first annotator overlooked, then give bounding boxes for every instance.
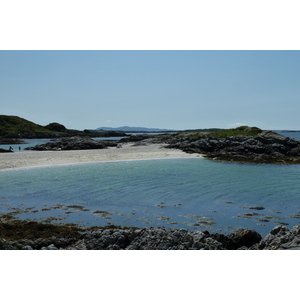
[1,158,300,236]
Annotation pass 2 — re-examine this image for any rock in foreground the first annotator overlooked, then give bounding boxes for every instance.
[1,219,300,250]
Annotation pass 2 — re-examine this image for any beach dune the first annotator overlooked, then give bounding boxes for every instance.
[0,143,202,170]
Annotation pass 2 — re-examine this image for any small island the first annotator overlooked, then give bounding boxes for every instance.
[120,126,300,165]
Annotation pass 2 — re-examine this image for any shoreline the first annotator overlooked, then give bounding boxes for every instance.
[1,141,300,250]
[0,143,203,171]
[1,218,299,249]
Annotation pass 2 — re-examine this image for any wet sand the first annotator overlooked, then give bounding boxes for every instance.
[0,143,203,170]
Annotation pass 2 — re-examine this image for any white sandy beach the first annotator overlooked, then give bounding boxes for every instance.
[0,143,203,170]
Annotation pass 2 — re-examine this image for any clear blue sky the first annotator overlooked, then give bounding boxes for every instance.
[1,50,300,130]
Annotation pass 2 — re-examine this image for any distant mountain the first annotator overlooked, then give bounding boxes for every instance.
[97,126,176,132]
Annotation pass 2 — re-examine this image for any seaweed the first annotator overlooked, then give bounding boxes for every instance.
[240,206,265,210]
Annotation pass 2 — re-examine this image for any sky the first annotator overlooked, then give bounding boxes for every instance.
[1,50,300,131]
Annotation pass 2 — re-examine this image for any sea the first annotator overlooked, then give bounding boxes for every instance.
[0,131,300,236]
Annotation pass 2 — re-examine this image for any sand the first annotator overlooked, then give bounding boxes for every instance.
[0,143,203,170]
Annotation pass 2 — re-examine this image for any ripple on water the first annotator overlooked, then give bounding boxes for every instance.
[0,158,300,235]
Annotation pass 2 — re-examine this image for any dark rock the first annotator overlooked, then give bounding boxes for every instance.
[22,245,34,250]
[41,244,58,250]
[119,135,155,143]
[164,133,300,165]
[0,238,14,250]
[261,224,300,250]
[0,148,13,153]
[210,233,233,249]
[66,227,227,250]
[209,229,262,250]
[1,218,300,250]
[25,136,118,151]
[226,229,262,249]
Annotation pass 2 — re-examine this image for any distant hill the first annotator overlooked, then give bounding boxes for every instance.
[97,126,175,132]
[0,115,60,138]
[0,115,126,138]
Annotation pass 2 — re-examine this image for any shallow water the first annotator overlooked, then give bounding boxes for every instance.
[1,158,300,236]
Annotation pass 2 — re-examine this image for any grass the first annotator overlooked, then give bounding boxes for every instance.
[169,126,263,139]
[170,132,205,139]
[0,115,61,137]
[206,126,263,138]
[0,115,126,138]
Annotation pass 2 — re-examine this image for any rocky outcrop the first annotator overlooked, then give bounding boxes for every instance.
[258,224,300,250]
[210,228,262,250]
[0,148,13,153]
[164,132,300,164]
[1,220,300,250]
[25,136,118,151]
[0,226,259,250]
[70,227,263,250]
[117,130,300,164]
[119,135,156,143]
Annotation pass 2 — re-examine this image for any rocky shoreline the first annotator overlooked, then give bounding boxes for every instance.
[120,129,300,165]
[2,127,300,250]
[15,126,300,165]
[164,132,300,164]
[25,136,118,151]
[0,219,299,250]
